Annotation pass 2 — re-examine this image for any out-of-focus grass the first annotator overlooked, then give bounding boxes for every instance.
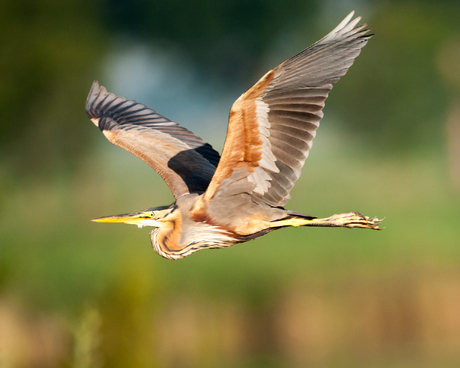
[0,133,459,367]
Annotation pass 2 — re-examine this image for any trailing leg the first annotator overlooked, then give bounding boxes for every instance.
[270,212,383,230]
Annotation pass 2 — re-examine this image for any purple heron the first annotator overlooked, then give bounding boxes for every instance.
[86,12,382,260]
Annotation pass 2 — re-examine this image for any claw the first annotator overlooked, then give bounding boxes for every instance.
[339,212,384,230]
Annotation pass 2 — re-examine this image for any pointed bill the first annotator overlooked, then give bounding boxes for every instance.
[91,210,165,228]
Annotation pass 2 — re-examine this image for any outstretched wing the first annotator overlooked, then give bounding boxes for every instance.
[203,12,372,207]
[86,81,220,198]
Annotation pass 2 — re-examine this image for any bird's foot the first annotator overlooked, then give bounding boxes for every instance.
[312,212,384,230]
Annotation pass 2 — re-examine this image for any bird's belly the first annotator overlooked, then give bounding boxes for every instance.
[230,217,271,236]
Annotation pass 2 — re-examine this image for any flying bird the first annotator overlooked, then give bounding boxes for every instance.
[86,12,382,260]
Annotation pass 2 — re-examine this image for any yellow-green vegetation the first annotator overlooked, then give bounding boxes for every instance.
[1,140,459,367]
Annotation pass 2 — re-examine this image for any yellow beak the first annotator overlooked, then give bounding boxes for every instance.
[91,211,160,228]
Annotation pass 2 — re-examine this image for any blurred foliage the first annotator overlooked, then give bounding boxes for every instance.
[0,0,107,175]
[1,145,460,368]
[2,0,460,178]
[331,1,460,153]
[0,0,320,176]
[101,0,319,84]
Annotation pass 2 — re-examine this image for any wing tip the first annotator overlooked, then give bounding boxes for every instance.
[86,81,100,104]
[320,11,370,44]
[85,80,101,117]
[90,80,100,91]
[85,80,115,125]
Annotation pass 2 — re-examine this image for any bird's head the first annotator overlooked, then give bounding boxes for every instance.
[91,205,174,228]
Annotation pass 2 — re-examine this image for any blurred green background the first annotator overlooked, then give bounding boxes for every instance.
[1,0,460,367]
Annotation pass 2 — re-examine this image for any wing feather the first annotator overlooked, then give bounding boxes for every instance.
[203,12,371,206]
[86,81,220,198]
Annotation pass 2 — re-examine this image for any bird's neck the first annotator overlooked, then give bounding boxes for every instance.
[149,220,235,260]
